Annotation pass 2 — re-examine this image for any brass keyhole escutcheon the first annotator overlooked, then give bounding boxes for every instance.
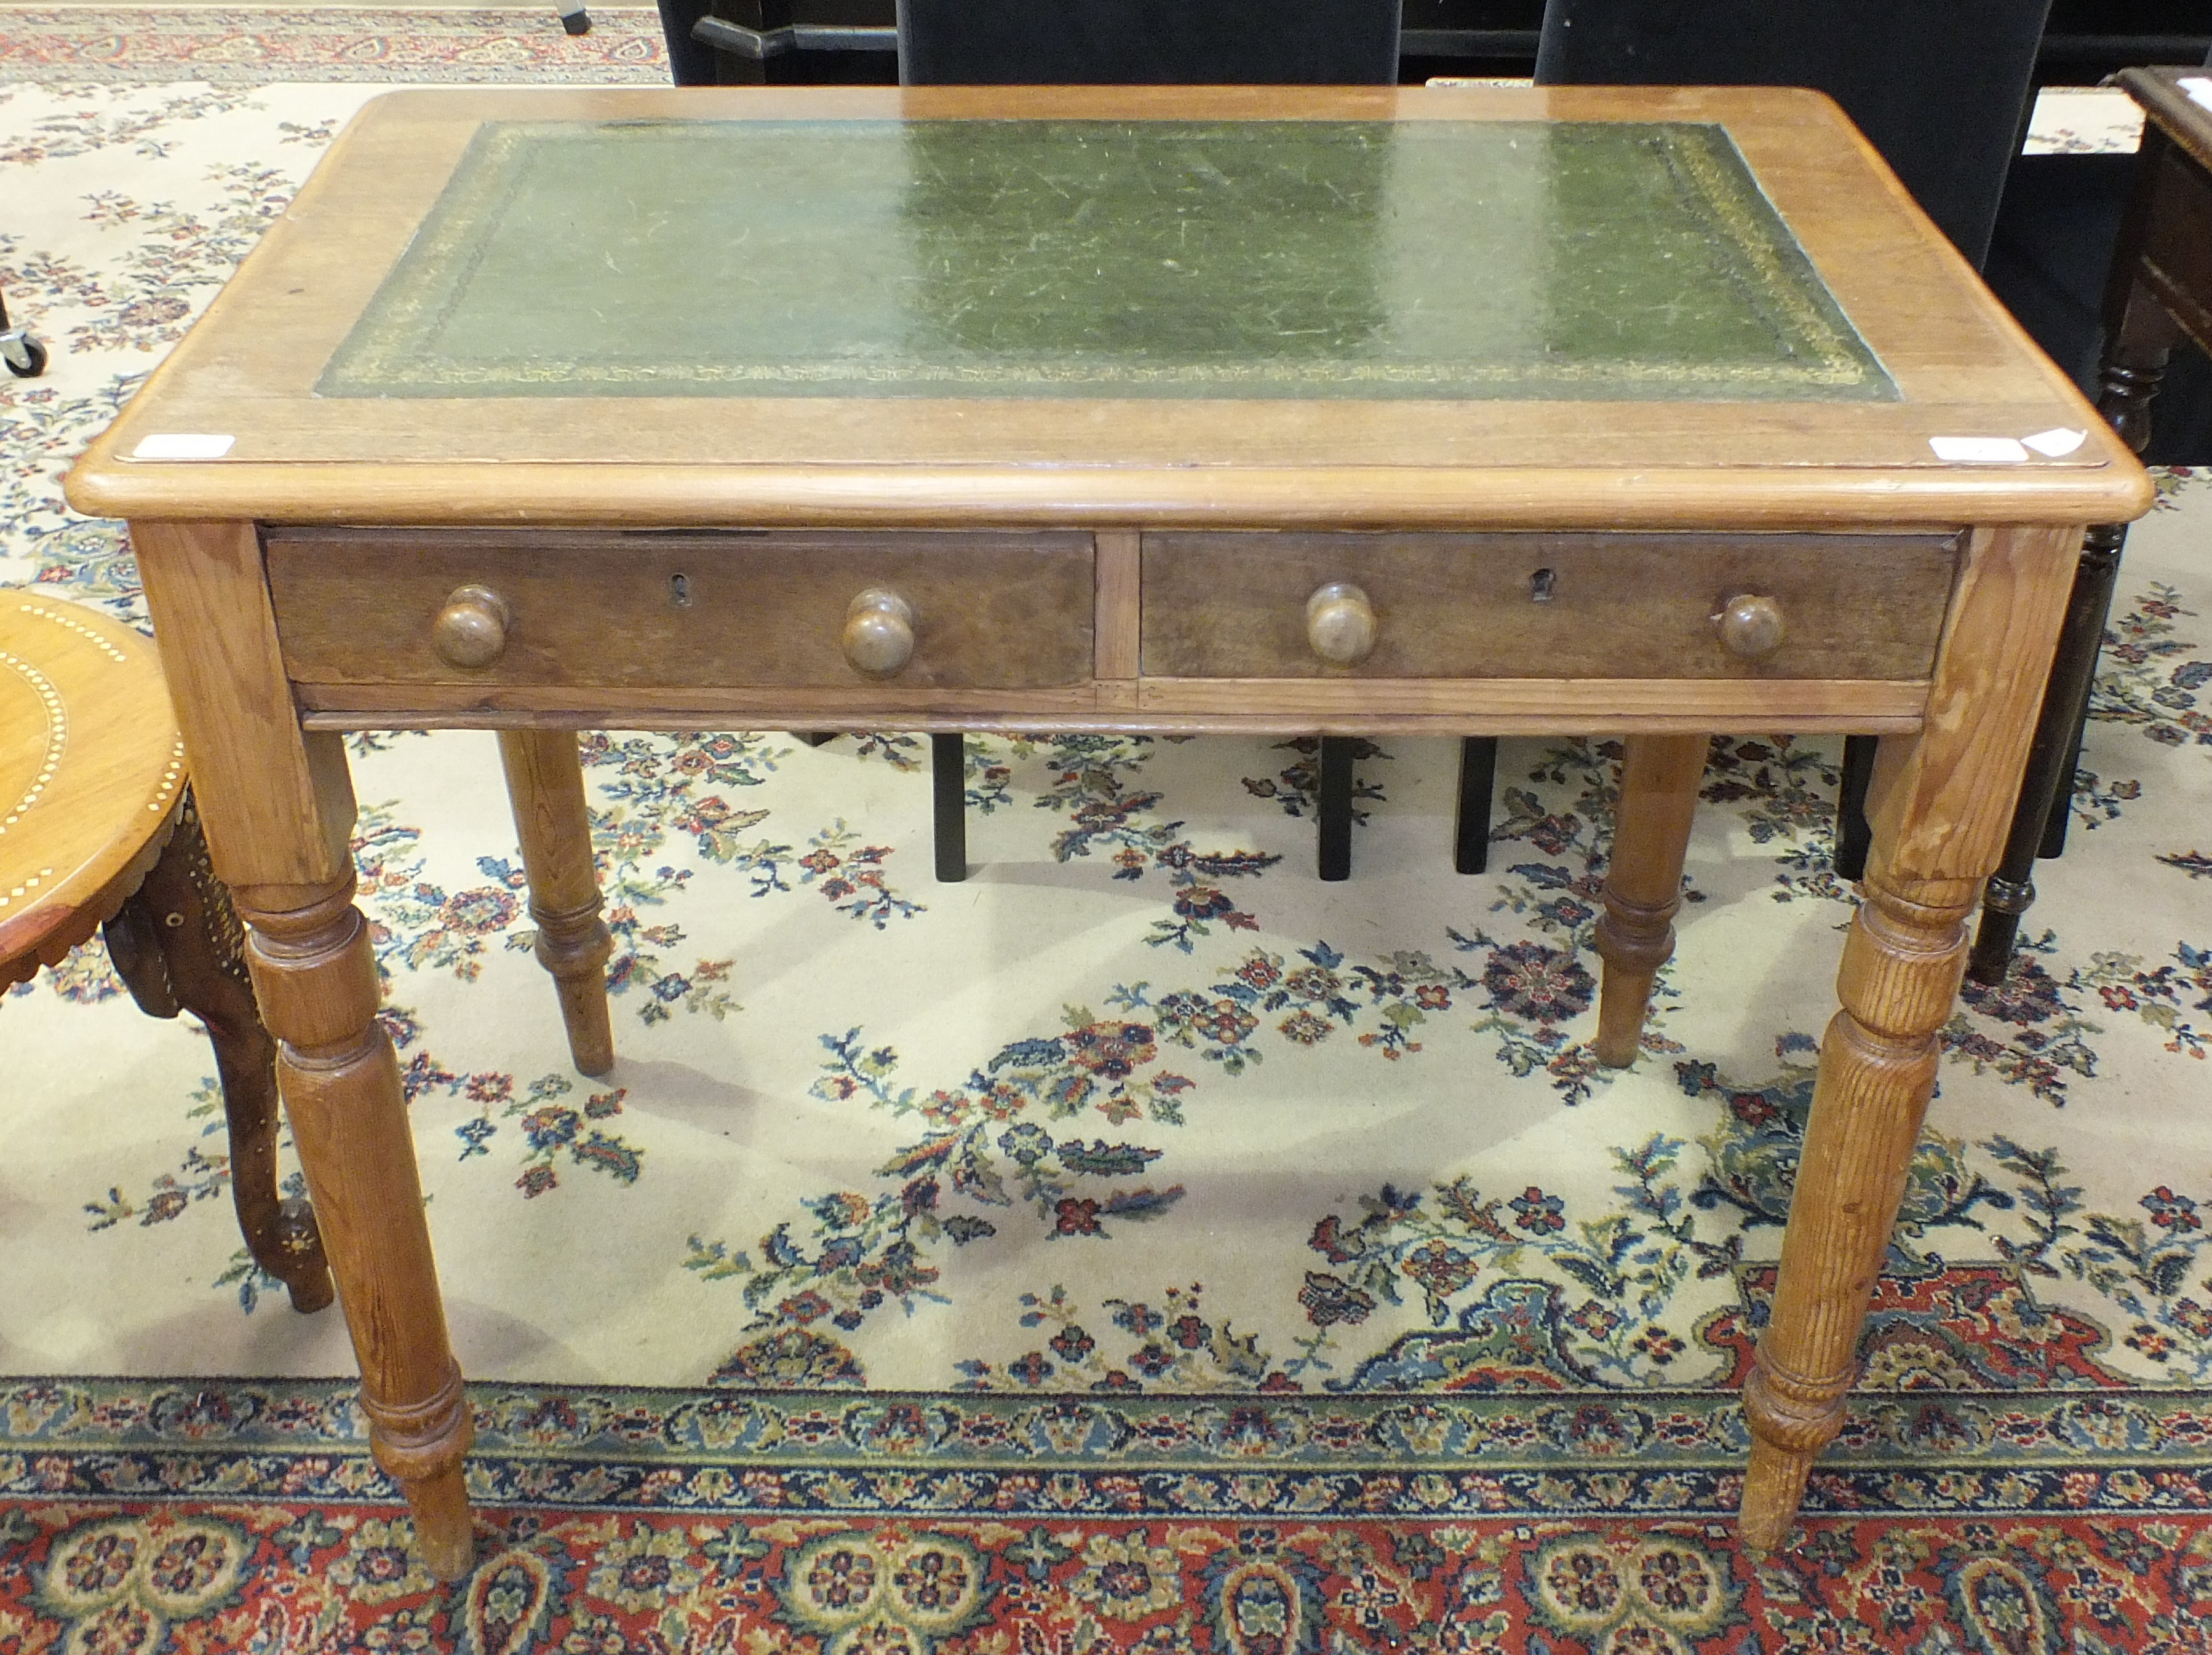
[842,587,915,676]
[1715,593,1786,660]
[432,584,511,669]
[1305,581,1377,666]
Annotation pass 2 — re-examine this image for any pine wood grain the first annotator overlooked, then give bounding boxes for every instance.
[1740,523,2086,1552]
[131,521,350,892]
[498,731,614,1078]
[1094,528,1142,684]
[63,87,2158,1570]
[1593,735,1706,1068]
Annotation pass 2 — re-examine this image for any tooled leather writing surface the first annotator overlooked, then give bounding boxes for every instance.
[320,117,1894,402]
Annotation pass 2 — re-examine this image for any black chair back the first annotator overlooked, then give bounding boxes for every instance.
[897,0,1400,86]
[1534,0,2055,268]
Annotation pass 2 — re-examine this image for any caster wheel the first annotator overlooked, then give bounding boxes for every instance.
[560,6,591,33]
[3,333,46,378]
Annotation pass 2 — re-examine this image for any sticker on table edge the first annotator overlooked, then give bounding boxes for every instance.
[2021,427,2087,458]
[2181,76,2212,114]
[1929,435,2029,464]
[130,434,235,460]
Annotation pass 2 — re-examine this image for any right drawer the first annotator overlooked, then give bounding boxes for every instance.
[1139,531,1960,680]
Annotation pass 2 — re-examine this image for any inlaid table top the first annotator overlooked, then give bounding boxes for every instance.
[0,596,186,980]
[67,82,2146,530]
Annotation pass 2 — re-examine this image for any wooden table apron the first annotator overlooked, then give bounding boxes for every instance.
[66,84,2152,1574]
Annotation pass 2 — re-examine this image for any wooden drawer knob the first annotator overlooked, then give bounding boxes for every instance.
[1305,581,1377,666]
[842,587,915,676]
[432,584,511,669]
[1716,593,1786,660]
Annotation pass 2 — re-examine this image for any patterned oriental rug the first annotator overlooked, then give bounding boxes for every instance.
[0,7,668,84]
[2,44,2211,1654]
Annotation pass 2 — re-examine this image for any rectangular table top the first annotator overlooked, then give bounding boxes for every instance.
[68,84,2149,531]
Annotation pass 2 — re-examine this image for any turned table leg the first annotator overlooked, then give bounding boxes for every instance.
[1740,524,2083,1550]
[242,867,476,1578]
[105,793,334,1314]
[498,730,615,1076]
[1740,870,1969,1544]
[1592,734,1704,1067]
[135,519,476,1580]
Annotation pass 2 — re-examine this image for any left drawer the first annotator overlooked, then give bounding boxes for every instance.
[265,529,1097,690]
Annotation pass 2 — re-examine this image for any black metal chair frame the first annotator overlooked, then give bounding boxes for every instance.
[1452,0,2065,943]
[1,285,47,378]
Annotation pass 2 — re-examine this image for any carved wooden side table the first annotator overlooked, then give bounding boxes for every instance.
[1,592,333,1314]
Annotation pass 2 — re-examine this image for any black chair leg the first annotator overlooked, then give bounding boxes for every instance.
[652,0,718,84]
[1968,522,2127,984]
[1970,274,2174,977]
[1833,735,1878,881]
[1453,736,1498,875]
[1316,736,1355,882]
[2036,716,2088,862]
[932,732,968,883]
[1,287,47,379]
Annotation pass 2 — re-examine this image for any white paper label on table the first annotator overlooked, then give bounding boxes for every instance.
[1930,435,2030,464]
[2181,76,2212,114]
[2021,427,2088,458]
[130,433,235,459]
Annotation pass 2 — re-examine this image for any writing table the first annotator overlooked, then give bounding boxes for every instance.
[65,84,2152,1574]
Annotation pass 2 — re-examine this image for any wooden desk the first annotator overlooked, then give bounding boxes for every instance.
[66,84,2151,1575]
[2103,68,2212,448]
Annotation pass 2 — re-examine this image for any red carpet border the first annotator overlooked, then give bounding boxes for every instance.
[4,1372,2212,1650]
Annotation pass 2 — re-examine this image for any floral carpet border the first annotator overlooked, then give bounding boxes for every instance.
[0,7,667,84]
[6,1378,2210,1520]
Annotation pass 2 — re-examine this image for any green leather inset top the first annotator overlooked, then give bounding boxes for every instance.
[319,118,1895,401]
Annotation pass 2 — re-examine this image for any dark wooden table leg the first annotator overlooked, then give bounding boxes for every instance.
[1453,736,1498,875]
[105,792,335,1314]
[2036,717,2087,861]
[932,732,968,883]
[136,520,476,1581]
[1316,735,1355,882]
[1592,734,1704,1067]
[498,731,615,1077]
[1741,524,2080,1551]
[1968,522,2127,982]
[1968,180,2184,980]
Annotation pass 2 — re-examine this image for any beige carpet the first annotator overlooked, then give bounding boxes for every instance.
[2,70,2206,1403]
